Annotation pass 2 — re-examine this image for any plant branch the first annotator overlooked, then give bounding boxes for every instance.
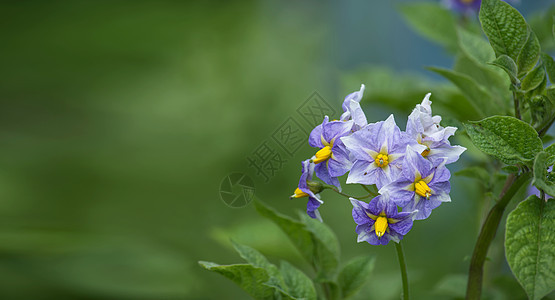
[465,172,531,300]
[395,242,409,300]
[323,185,372,199]
[513,90,521,120]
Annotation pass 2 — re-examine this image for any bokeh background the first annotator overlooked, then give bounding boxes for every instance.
[0,0,553,299]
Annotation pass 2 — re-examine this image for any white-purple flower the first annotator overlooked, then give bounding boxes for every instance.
[309,116,354,190]
[379,145,452,220]
[341,115,425,189]
[350,195,415,245]
[290,159,323,221]
[340,84,367,130]
[407,93,466,165]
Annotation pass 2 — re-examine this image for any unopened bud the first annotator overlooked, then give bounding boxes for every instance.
[307,180,324,194]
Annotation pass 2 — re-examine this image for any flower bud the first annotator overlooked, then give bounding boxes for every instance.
[307,180,324,194]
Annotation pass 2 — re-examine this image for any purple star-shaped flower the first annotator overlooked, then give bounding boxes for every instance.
[407,93,466,165]
[340,84,367,130]
[309,116,354,190]
[290,159,323,221]
[379,145,452,220]
[341,114,425,189]
[350,194,415,245]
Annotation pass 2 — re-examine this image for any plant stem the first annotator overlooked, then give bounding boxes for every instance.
[513,90,521,120]
[395,241,409,300]
[323,185,371,199]
[465,172,531,300]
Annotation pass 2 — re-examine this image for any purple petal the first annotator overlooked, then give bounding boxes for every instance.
[350,198,372,225]
[389,216,413,236]
[323,120,353,144]
[309,117,326,148]
[346,160,380,185]
[328,145,352,177]
[356,224,380,245]
[402,145,433,180]
[428,144,466,165]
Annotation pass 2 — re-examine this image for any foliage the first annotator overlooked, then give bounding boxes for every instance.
[201,0,555,299]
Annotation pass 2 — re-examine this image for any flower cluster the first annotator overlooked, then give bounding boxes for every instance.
[290,85,465,245]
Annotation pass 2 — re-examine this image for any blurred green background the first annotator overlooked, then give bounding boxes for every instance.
[0,0,552,299]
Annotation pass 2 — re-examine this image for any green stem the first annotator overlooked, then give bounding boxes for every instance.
[465,173,531,300]
[395,242,409,300]
[512,90,521,120]
[323,185,372,199]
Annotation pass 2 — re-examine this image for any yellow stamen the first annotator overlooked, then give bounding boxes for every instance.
[374,153,389,168]
[375,216,388,239]
[292,187,309,198]
[461,0,475,3]
[421,147,430,157]
[414,180,432,198]
[313,146,332,164]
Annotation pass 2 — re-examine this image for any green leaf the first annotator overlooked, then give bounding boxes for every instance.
[546,144,555,167]
[545,144,555,157]
[502,165,520,174]
[433,274,467,298]
[479,0,529,61]
[517,31,541,78]
[505,195,555,300]
[464,116,543,165]
[231,240,282,280]
[428,67,498,118]
[521,62,546,92]
[489,54,519,84]
[398,3,457,51]
[542,53,555,84]
[278,261,317,300]
[533,152,555,197]
[337,255,376,299]
[299,213,340,278]
[455,166,492,184]
[199,262,276,299]
[255,200,339,279]
[457,28,496,64]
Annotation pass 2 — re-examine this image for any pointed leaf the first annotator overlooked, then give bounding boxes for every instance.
[399,3,457,51]
[542,53,555,84]
[428,67,497,118]
[517,31,541,78]
[522,62,546,92]
[479,0,529,61]
[337,255,376,299]
[505,196,555,300]
[255,200,339,278]
[464,116,543,165]
[457,28,495,64]
[489,54,519,84]
[199,262,276,299]
[279,261,317,300]
[299,213,340,278]
[231,240,282,281]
